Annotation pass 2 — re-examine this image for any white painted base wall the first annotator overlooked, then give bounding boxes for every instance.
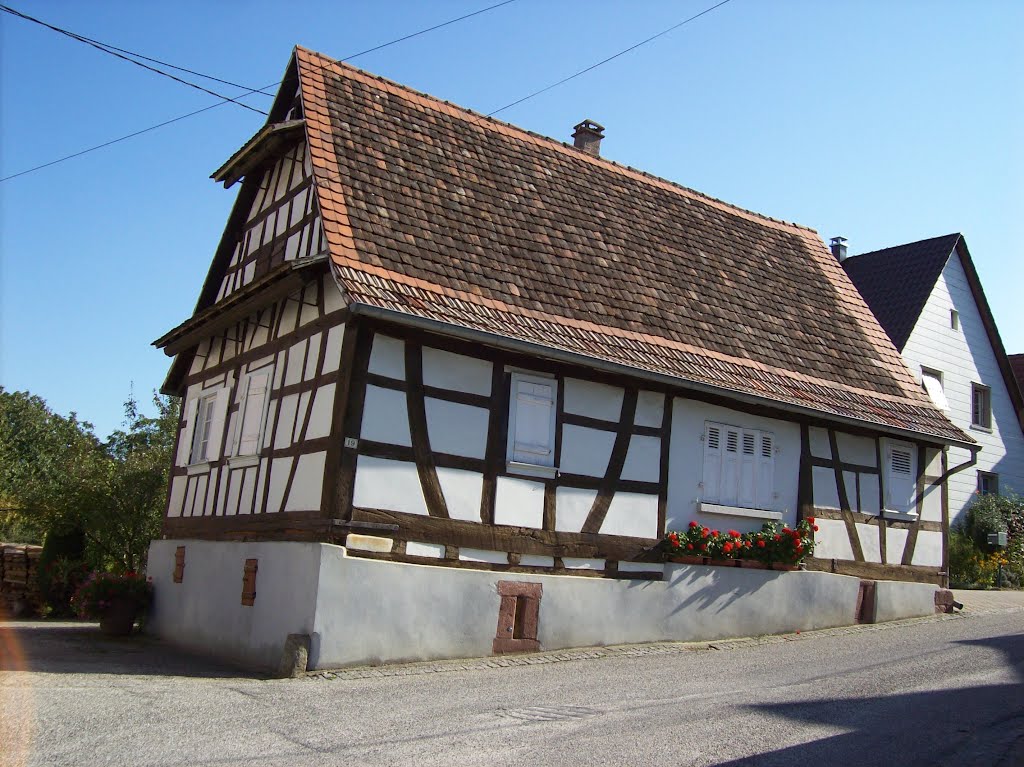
[148,540,941,672]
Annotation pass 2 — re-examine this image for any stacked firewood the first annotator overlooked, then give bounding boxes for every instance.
[1,543,43,617]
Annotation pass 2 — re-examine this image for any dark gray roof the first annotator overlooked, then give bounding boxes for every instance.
[842,234,961,351]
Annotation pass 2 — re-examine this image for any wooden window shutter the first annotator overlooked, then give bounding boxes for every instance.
[702,423,723,503]
[755,431,775,510]
[241,559,258,606]
[511,376,556,465]
[886,444,914,513]
[179,398,199,466]
[719,427,741,506]
[737,430,757,507]
[236,371,270,456]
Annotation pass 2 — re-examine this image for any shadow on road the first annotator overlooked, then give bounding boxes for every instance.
[715,633,1024,767]
[0,621,250,679]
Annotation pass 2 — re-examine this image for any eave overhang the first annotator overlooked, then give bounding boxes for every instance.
[211,119,306,188]
[153,253,329,357]
[349,302,977,452]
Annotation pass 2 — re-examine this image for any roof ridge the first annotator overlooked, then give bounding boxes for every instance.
[294,45,818,237]
[850,232,962,260]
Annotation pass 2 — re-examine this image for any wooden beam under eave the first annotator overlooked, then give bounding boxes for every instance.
[211,119,306,188]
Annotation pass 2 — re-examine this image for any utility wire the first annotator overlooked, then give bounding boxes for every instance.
[0,0,518,183]
[0,4,268,115]
[486,0,735,117]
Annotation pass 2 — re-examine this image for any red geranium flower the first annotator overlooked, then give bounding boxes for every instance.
[723,542,734,553]
[686,543,694,550]
[728,529,741,538]
[689,521,699,529]
[813,525,820,532]
[757,540,766,548]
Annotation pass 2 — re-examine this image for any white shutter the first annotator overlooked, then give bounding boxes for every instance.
[179,398,199,466]
[702,423,723,503]
[512,377,555,465]
[738,430,757,507]
[886,444,914,513]
[921,371,948,410]
[756,432,775,509]
[205,389,231,462]
[236,371,270,456]
[720,427,740,506]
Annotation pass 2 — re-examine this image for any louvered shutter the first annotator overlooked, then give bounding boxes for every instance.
[179,398,199,466]
[756,431,775,509]
[512,378,555,465]
[237,372,270,456]
[720,427,741,506]
[738,430,757,507]
[205,389,231,462]
[702,423,723,503]
[703,423,723,503]
[886,444,914,513]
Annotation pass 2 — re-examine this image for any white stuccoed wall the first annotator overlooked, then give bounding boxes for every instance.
[901,252,1024,524]
[149,540,940,672]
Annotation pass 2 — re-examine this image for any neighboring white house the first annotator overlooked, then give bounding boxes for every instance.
[842,234,1024,524]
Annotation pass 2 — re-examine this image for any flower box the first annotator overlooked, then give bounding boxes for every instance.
[738,559,770,570]
[669,555,706,566]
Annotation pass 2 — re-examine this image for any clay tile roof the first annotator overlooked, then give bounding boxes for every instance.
[293,46,970,446]
[842,234,961,351]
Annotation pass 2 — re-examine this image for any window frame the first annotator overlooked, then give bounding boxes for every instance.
[189,392,218,465]
[505,371,558,479]
[971,383,992,430]
[977,471,999,496]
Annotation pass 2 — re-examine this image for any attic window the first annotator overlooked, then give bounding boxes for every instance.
[921,368,948,411]
[950,310,960,330]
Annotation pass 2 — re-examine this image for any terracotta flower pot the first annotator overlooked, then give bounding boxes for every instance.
[99,597,139,636]
[669,555,706,566]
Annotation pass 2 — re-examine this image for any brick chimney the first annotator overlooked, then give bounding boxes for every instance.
[830,236,848,262]
[572,120,605,157]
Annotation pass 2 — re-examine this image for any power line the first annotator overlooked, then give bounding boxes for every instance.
[486,0,735,117]
[0,0,519,183]
[0,4,268,115]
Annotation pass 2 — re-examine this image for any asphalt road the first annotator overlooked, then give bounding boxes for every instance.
[2,602,1022,767]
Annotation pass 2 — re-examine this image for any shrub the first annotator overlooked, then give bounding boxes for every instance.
[71,571,153,619]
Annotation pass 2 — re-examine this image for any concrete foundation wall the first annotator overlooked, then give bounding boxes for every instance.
[148,540,942,672]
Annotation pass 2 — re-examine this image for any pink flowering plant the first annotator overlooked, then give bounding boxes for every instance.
[71,571,153,619]
[662,518,818,567]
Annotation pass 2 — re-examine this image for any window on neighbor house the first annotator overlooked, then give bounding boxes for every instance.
[971,383,992,429]
[978,471,999,496]
[921,368,948,411]
[233,368,271,457]
[950,309,960,330]
[506,372,557,476]
[884,441,916,515]
[702,421,775,510]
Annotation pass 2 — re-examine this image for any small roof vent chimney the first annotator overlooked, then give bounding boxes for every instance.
[830,236,849,263]
[572,119,605,157]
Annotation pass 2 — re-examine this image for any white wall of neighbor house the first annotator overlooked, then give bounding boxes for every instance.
[667,399,800,534]
[901,250,1024,523]
[150,540,943,671]
[167,273,344,519]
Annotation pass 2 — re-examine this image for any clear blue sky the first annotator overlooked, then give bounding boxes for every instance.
[2,0,1021,439]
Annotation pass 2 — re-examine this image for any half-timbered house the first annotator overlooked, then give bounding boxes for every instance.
[148,47,974,671]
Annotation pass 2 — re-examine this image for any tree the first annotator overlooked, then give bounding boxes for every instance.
[0,387,180,572]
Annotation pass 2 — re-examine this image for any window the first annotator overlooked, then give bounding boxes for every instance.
[971,383,992,429]
[978,472,999,495]
[950,309,959,330]
[702,421,774,510]
[884,441,916,514]
[921,368,948,410]
[506,372,557,475]
[234,369,271,457]
[181,388,229,467]
[190,393,218,463]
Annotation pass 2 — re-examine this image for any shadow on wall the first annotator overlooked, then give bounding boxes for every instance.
[666,566,778,618]
[0,622,252,679]
[713,633,1024,766]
